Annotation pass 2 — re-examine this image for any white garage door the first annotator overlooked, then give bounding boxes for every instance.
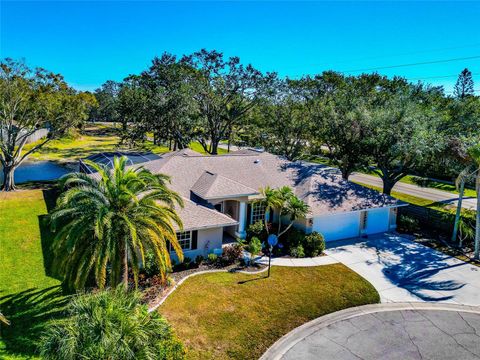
[365,208,390,235]
[313,212,360,241]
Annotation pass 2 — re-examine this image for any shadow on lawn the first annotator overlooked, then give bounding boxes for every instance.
[40,188,64,281]
[0,286,69,357]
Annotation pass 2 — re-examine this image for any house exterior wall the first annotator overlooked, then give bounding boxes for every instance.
[170,227,223,263]
[312,211,361,241]
[364,208,390,235]
[310,207,399,242]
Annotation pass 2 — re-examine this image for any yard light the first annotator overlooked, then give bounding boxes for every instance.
[267,234,278,278]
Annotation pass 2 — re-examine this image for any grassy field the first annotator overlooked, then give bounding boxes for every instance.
[24,123,227,163]
[0,188,68,360]
[160,265,379,360]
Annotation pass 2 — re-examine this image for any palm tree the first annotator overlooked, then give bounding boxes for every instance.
[39,287,185,360]
[50,156,184,290]
[257,186,309,239]
[468,145,480,260]
[451,166,474,243]
[256,186,282,234]
[278,193,310,238]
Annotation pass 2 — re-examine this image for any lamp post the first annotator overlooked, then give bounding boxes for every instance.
[267,234,278,278]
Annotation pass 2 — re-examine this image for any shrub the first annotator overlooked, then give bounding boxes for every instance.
[207,253,218,264]
[183,257,193,268]
[290,244,305,258]
[144,250,159,277]
[222,244,243,265]
[304,232,325,257]
[398,215,420,233]
[39,288,185,360]
[248,237,263,262]
[282,227,306,253]
[195,255,204,265]
[247,221,266,241]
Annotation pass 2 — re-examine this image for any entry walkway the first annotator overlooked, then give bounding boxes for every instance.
[256,254,338,267]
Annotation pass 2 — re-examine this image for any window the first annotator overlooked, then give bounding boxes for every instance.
[176,231,192,250]
[251,202,266,224]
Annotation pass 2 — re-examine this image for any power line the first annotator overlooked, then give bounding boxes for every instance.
[340,55,480,73]
[281,43,480,71]
[407,73,480,81]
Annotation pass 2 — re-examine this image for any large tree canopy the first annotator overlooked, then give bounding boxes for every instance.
[181,49,275,154]
[0,59,96,191]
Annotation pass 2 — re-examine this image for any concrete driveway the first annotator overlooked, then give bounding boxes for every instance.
[325,233,480,305]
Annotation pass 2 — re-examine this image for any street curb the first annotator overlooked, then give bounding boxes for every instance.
[260,302,480,360]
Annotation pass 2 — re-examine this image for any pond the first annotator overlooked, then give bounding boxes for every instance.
[0,161,72,185]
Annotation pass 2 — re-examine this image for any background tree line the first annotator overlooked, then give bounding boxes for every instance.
[91,50,479,195]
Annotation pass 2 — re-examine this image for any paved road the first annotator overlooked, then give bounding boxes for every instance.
[278,306,480,360]
[325,234,480,305]
[350,172,477,210]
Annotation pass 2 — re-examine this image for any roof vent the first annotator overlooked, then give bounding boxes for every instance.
[254,159,260,164]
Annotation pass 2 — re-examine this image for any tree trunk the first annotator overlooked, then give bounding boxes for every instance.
[1,164,16,191]
[211,140,218,155]
[452,179,465,243]
[340,168,350,180]
[122,247,129,289]
[475,176,480,260]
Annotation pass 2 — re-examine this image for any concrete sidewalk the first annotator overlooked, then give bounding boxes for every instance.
[256,255,338,267]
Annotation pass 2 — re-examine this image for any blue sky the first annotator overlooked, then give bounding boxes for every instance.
[1,1,479,93]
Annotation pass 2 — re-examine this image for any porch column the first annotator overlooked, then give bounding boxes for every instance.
[236,201,247,239]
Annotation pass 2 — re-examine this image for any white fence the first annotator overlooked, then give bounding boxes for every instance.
[0,128,49,145]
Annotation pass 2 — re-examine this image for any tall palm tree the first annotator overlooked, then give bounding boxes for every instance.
[50,156,184,290]
[468,145,480,260]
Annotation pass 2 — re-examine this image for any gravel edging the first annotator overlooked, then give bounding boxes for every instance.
[260,302,480,360]
[148,266,269,313]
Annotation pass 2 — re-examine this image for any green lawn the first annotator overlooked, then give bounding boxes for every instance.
[352,180,451,211]
[24,123,227,163]
[0,189,68,360]
[160,265,379,360]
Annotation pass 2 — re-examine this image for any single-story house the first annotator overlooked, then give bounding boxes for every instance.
[83,148,406,260]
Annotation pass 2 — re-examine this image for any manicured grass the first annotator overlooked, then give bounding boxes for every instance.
[160,265,379,360]
[24,123,227,162]
[188,141,228,155]
[0,189,68,359]
[352,180,450,211]
[399,175,477,198]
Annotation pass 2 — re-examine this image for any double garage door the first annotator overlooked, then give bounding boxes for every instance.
[312,208,391,242]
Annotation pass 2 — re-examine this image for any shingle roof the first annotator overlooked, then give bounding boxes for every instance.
[142,149,402,217]
[173,198,238,231]
[191,171,259,200]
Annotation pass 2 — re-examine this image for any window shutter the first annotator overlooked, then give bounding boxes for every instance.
[247,204,252,226]
[191,230,198,250]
